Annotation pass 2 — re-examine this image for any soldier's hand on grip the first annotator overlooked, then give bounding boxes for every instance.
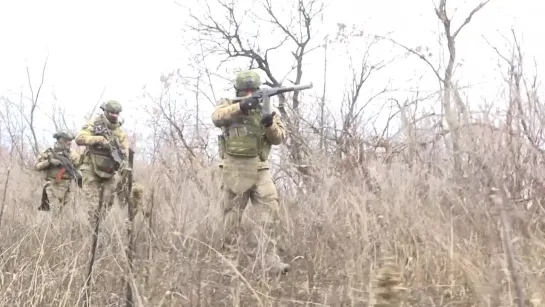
[97,137,111,148]
[239,96,259,113]
[49,158,62,166]
[261,111,275,127]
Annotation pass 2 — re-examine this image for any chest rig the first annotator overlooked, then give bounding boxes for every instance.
[219,107,271,161]
[86,116,123,178]
[44,147,72,182]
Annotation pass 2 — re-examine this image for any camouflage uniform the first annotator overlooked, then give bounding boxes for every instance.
[34,131,81,216]
[213,70,290,275]
[75,100,130,226]
[116,176,146,216]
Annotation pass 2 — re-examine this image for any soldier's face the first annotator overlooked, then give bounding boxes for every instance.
[238,89,256,96]
[57,139,71,150]
[105,111,120,123]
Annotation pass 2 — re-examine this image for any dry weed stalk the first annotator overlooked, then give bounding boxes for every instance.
[0,136,544,306]
[1,1,544,305]
[124,148,136,307]
[467,149,526,307]
[83,185,105,307]
[0,167,11,230]
[372,253,403,307]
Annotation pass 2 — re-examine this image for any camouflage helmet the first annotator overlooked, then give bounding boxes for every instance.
[100,100,123,113]
[234,70,261,90]
[53,130,75,140]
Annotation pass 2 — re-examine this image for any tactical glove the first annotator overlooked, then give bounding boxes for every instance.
[261,112,275,128]
[239,97,259,113]
[88,136,106,146]
[92,136,110,147]
[49,158,62,166]
[100,139,111,148]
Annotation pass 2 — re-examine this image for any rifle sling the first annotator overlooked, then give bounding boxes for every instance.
[56,168,67,183]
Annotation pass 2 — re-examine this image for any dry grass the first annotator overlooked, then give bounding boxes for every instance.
[0,142,544,307]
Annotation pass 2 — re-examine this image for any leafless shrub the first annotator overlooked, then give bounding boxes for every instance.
[0,0,544,306]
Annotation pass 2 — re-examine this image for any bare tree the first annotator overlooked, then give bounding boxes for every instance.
[187,0,324,164]
[0,56,50,165]
[143,71,215,188]
[379,0,492,178]
[330,24,395,162]
[0,97,26,162]
[84,86,107,121]
[24,55,49,156]
[485,29,545,151]
[319,35,328,151]
[42,91,77,134]
[483,29,545,206]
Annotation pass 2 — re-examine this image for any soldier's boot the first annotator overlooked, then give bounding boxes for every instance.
[265,252,290,275]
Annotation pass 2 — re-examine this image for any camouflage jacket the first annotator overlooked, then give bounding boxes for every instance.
[34,145,81,182]
[75,114,129,178]
[212,98,286,170]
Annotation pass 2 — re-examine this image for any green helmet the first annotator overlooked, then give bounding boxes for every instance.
[53,130,75,140]
[101,100,123,113]
[234,70,261,90]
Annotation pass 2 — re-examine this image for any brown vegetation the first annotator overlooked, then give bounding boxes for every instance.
[1,0,544,306]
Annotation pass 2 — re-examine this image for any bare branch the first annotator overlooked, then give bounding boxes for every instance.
[376,35,443,82]
[451,0,492,39]
[24,54,49,155]
[86,86,106,121]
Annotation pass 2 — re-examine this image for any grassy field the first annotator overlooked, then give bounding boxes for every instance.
[0,151,543,307]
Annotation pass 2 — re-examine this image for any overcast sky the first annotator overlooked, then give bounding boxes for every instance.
[0,0,543,149]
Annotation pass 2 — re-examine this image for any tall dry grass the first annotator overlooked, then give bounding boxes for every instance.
[0,124,544,307]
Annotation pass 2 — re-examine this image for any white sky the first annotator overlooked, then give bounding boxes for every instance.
[0,0,543,150]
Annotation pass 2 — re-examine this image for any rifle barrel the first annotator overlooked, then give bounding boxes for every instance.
[230,83,313,102]
[287,83,313,91]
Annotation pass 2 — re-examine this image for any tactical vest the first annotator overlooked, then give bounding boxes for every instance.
[86,116,122,178]
[43,148,72,181]
[219,108,271,161]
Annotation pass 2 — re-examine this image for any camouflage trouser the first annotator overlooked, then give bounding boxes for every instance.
[81,168,118,227]
[221,169,288,271]
[116,180,145,216]
[42,179,72,216]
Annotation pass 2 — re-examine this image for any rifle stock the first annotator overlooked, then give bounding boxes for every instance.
[124,148,135,306]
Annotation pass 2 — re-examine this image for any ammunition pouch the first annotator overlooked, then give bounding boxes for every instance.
[219,110,273,162]
[46,167,70,181]
[89,151,119,178]
[224,126,261,157]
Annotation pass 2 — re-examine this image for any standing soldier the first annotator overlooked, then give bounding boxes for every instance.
[34,131,81,216]
[212,70,290,276]
[75,100,130,226]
